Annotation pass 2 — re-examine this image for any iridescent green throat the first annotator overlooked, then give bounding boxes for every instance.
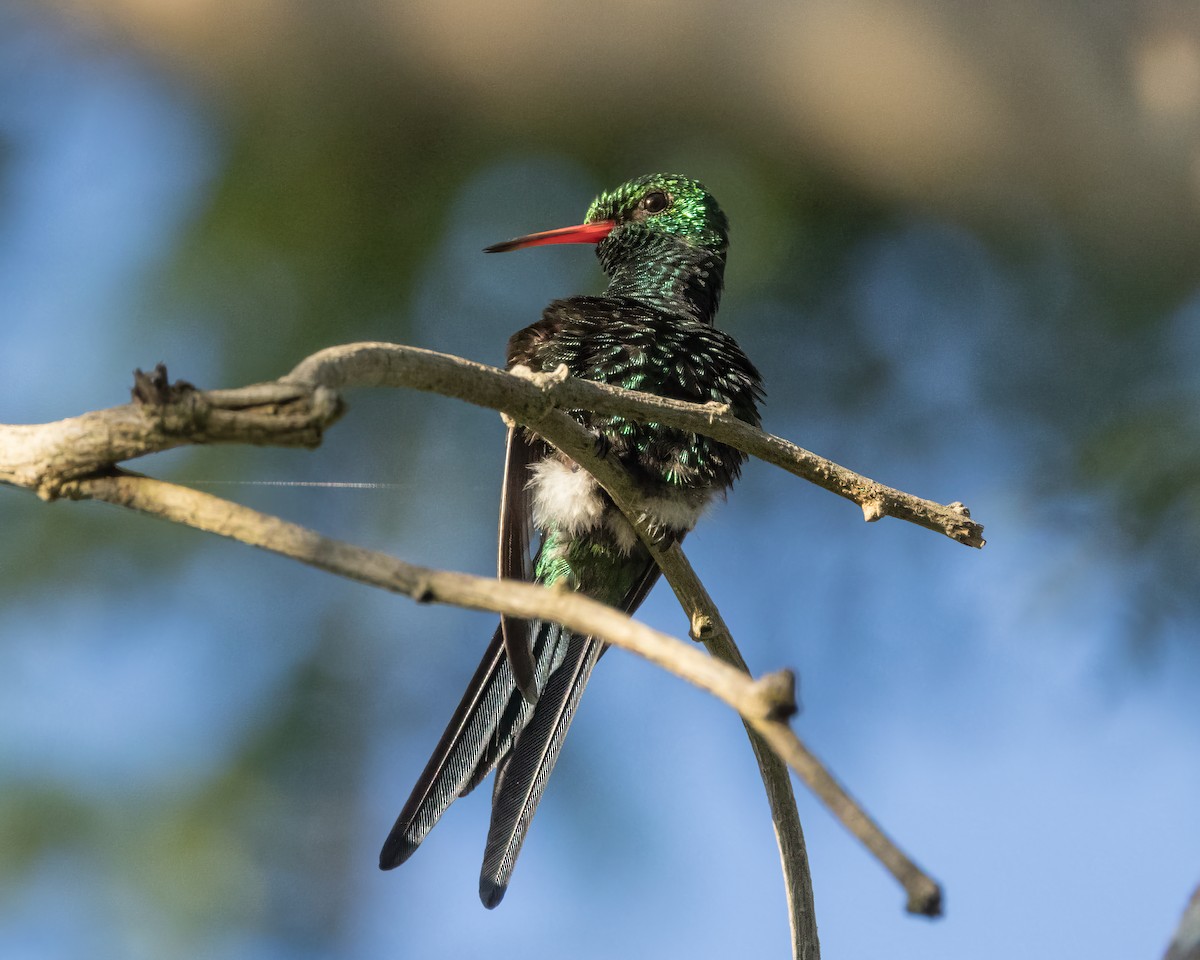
[598,232,727,325]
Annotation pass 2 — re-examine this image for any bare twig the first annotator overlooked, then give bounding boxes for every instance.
[3,343,984,550]
[700,616,819,956]
[1165,881,1200,960]
[54,474,790,728]
[286,343,984,547]
[54,471,841,810]
[0,363,339,498]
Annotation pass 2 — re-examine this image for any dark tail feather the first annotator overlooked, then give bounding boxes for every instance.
[462,622,566,798]
[478,631,602,908]
[379,622,565,870]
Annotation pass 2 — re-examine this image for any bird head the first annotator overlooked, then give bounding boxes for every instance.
[485,174,729,322]
[485,174,727,262]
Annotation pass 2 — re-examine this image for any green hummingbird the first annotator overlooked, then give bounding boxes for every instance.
[379,173,764,908]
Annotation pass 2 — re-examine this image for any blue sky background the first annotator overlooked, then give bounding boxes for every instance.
[2,4,1199,958]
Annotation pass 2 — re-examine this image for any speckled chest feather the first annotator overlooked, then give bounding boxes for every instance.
[508,295,763,497]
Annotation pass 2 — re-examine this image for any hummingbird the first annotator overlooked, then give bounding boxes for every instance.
[379,173,764,908]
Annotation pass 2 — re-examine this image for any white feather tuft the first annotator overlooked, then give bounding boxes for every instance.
[528,459,604,535]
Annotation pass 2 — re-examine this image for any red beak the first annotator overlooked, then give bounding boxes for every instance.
[484,220,616,253]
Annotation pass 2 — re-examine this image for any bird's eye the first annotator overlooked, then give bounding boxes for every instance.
[640,190,670,215]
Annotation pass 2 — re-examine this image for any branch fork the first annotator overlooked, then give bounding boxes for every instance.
[1,341,970,956]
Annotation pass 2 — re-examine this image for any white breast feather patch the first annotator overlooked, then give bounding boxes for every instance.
[528,458,604,535]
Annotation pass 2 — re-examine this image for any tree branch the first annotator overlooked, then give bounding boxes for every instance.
[0,363,341,498]
[285,343,985,547]
[4,344,985,551]
[1165,881,1200,960]
[55,471,834,828]
[0,341,954,941]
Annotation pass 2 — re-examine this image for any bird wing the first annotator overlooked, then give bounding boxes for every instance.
[379,428,555,871]
[498,425,541,703]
